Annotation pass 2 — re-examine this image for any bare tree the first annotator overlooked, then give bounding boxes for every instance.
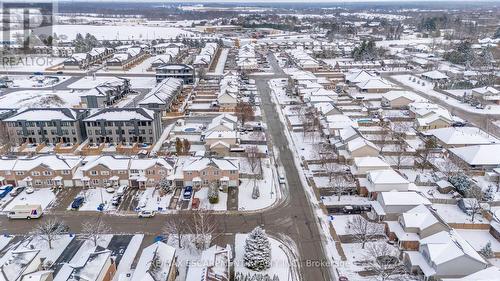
[346,216,384,249]
[163,216,189,248]
[235,102,255,125]
[190,209,219,250]
[393,140,409,170]
[32,219,66,249]
[377,120,392,151]
[246,145,261,198]
[365,242,407,281]
[80,217,111,246]
[466,186,483,223]
[329,174,353,201]
[419,138,437,172]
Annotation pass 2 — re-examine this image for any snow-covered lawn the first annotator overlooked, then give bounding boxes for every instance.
[456,229,500,252]
[0,236,13,251]
[331,214,361,236]
[2,188,56,212]
[136,187,172,212]
[194,187,227,211]
[19,234,74,264]
[234,233,291,281]
[68,76,156,89]
[68,188,115,211]
[238,158,278,211]
[51,24,192,41]
[0,89,86,108]
[433,204,486,224]
[291,131,323,162]
[5,75,71,88]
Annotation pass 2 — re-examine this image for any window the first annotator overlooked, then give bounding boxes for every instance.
[92,179,99,185]
[90,171,98,176]
[118,170,127,174]
[15,171,24,176]
[62,170,70,175]
[43,171,52,176]
[100,171,110,176]
[32,171,40,176]
[214,170,219,176]
[130,169,139,174]
[35,180,42,185]
[230,170,237,174]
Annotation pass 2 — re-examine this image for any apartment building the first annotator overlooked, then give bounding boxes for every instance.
[3,108,88,145]
[138,78,183,115]
[155,64,195,84]
[84,108,162,145]
[80,77,131,108]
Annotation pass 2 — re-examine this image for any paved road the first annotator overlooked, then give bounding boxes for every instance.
[0,52,333,281]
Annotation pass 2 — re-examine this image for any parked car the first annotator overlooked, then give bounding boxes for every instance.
[25,187,34,194]
[10,186,25,196]
[183,186,193,200]
[111,196,122,206]
[0,185,14,198]
[97,203,105,211]
[138,210,156,218]
[343,205,364,214]
[105,187,115,193]
[71,197,85,210]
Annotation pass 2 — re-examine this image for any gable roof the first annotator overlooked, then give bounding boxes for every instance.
[449,144,500,166]
[131,241,176,281]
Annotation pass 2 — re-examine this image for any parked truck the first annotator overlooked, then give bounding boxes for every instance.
[7,204,43,219]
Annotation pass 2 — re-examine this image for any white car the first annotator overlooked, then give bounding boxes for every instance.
[25,187,35,194]
[138,210,156,218]
[105,187,115,193]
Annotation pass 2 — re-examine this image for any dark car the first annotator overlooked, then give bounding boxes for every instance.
[0,185,14,199]
[10,186,25,197]
[183,186,193,200]
[71,197,85,210]
[342,205,363,214]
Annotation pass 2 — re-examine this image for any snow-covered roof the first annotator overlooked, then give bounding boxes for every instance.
[379,191,431,206]
[139,78,182,106]
[1,155,82,172]
[420,230,485,266]
[356,78,395,90]
[80,155,131,171]
[129,158,173,171]
[401,204,440,230]
[4,108,78,122]
[345,70,376,84]
[426,127,499,146]
[382,90,426,102]
[449,144,500,166]
[84,108,155,122]
[347,137,380,153]
[353,156,390,168]
[131,241,176,281]
[367,169,409,185]
[183,157,239,172]
[441,266,500,281]
[422,70,448,80]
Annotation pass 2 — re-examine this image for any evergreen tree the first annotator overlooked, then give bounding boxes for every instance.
[244,226,272,271]
[479,242,494,258]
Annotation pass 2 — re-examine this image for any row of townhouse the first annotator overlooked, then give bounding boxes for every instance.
[0,155,239,190]
[63,47,115,69]
[80,77,131,108]
[2,107,162,146]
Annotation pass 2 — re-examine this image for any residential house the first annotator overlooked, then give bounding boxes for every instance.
[131,241,177,281]
[361,168,410,197]
[185,245,232,281]
[421,70,449,82]
[351,156,391,176]
[449,144,500,171]
[425,127,499,148]
[403,230,487,280]
[78,156,130,188]
[381,90,427,108]
[356,78,397,93]
[0,249,44,281]
[107,47,146,70]
[471,86,500,105]
[64,249,116,281]
[386,204,448,251]
[182,157,239,190]
[63,53,91,69]
[370,191,432,221]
